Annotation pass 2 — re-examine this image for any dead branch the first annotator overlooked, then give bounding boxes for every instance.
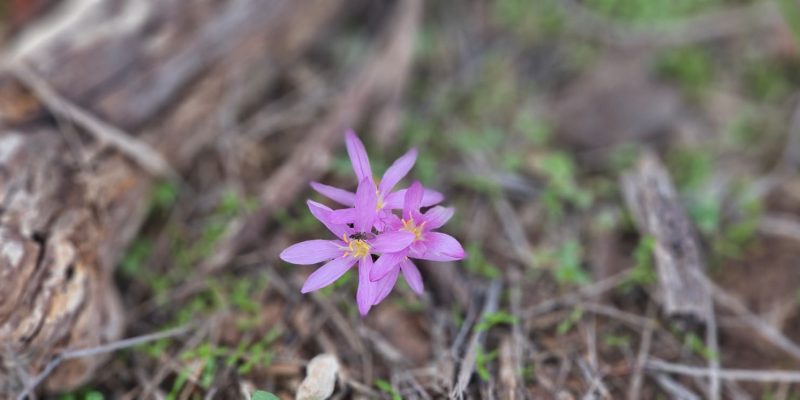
[621,151,711,321]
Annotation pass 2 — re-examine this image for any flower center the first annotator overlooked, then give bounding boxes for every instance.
[402,218,425,241]
[348,239,371,258]
[342,233,371,259]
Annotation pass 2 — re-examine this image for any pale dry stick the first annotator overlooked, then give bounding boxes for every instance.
[498,339,517,400]
[758,214,800,241]
[492,195,535,262]
[451,279,502,399]
[577,302,653,329]
[357,326,409,365]
[627,304,656,400]
[17,325,192,400]
[693,270,800,362]
[577,358,611,400]
[7,63,178,179]
[140,322,213,400]
[653,373,702,400]
[395,370,432,400]
[706,297,721,400]
[647,359,800,383]
[523,270,631,318]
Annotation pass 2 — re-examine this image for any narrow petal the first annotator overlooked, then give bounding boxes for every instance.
[421,189,445,207]
[403,181,424,220]
[356,256,376,316]
[400,259,424,294]
[378,148,417,195]
[417,232,465,261]
[301,256,357,293]
[354,177,378,233]
[345,129,372,182]
[370,231,415,253]
[372,265,400,305]
[370,250,407,281]
[329,208,357,224]
[280,240,342,265]
[421,206,454,230]
[307,200,350,238]
[310,182,355,206]
[385,188,445,209]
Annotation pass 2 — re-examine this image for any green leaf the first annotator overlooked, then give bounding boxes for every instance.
[252,390,279,400]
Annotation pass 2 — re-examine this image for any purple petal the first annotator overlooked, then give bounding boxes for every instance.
[280,240,343,265]
[421,189,445,206]
[354,178,378,233]
[345,129,372,182]
[378,148,417,195]
[307,200,350,238]
[301,256,357,293]
[372,265,400,305]
[370,250,407,281]
[329,208,356,224]
[417,232,465,261]
[385,188,445,209]
[400,259,424,294]
[403,181,424,220]
[356,256,376,316]
[370,231,415,253]
[310,182,355,206]
[421,206,454,230]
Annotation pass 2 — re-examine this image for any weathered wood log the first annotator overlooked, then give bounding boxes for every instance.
[0,0,341,393]
[621,152,711,322]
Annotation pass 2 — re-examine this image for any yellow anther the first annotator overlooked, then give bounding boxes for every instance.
[402,218,425,241]
[348,239,370,259]
[376,189,384,211]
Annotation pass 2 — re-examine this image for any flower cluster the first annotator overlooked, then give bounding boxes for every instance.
[280,130,465,315]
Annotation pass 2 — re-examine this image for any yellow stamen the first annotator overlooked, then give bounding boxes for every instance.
[348,239,370,259]
[402,218,425,241]
[375,188,384,211]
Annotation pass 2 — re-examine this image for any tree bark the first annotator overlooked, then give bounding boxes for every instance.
[0,0,340,392]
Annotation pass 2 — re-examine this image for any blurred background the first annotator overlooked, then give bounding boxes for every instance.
[3,0,800,398]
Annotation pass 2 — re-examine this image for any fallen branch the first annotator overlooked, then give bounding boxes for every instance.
[621,151,711,321]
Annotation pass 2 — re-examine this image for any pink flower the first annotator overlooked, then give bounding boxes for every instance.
[280,199,414,315]
[370,181,465,282]
[280,129,466,315]
[311,130,444,228]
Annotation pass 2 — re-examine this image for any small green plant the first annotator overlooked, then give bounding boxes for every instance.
[252,390,279,400]
[375,379,402,400]
[556,307,584,335]
[476,346,499,381]
[535,152,593,221]
[603,333,632,348]
[151,181,179,211]
[464,242,501,279]
[621,235,657,291]
[476,310,517,331]
[535,240,590,286]
[657,47,714,96]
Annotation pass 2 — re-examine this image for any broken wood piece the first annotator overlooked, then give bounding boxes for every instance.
[620,151,711,322]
